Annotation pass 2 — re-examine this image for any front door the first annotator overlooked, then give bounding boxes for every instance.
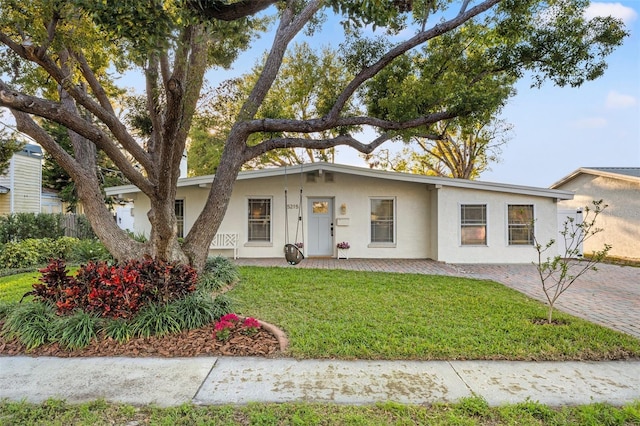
[307,198,333,256]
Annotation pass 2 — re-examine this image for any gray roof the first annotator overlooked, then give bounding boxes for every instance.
[584,167,640,178]
[550,167,640,188]
[106,162,573,200]
[17,144,43,158]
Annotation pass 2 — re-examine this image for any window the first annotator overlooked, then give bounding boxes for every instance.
[370,198,395,243]
[175,199,184,238]
[312,201,329,214]
[508,204,534,245]
[461,204,486,245]
[248,198,271,242]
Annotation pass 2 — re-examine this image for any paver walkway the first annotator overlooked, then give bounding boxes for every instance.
[235,258,640,339]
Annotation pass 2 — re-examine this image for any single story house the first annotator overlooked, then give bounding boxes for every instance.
[551,167,640,261]
[105,162,574,263]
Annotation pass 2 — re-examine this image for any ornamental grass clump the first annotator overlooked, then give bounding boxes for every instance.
[53,311,100,350]
[198,256,240,292]
[1,302,57,350]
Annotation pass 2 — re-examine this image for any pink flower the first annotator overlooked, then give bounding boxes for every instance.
[214,320,234,331]
[243,317,260,329]
[242,317,261,336]
[220,313,240,323]
[213,318,237,341]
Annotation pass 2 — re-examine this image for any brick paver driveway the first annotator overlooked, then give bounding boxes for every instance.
[235,258,640,339]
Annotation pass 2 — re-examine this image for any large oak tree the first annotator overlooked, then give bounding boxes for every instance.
[0,0,627,269]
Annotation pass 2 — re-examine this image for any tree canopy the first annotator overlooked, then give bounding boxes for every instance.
[0,0,628,269]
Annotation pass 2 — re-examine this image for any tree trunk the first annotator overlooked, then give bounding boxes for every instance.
[147,194,189,264]
[183,136,245,270]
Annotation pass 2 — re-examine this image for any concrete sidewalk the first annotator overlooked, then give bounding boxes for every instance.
[1,356,639,407]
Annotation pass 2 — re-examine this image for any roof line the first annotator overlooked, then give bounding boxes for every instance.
[105,162,574,200]
[550,167,640,188]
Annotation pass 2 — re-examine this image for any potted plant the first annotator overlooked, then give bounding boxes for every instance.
[336,241,350,259]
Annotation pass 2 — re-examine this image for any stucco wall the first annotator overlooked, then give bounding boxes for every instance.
[555,174,640,261]
[128,171,564,263]
[434,187,559,263]
[131,172,434,259]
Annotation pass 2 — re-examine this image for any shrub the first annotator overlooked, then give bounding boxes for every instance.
[0,301,16,320]
[204,256,239,283]
[1,302,57,350]
[173,290,219,330]
[25,258,79,314]
[211,294,233,319]
[70,239,112,263]
[0,213,65,243]
[26,258,198,319]
[132,258,198,304]
[76,261,146,319]
[0,238,56,269]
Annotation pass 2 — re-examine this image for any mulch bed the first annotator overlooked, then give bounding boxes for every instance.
[0,321,280,358]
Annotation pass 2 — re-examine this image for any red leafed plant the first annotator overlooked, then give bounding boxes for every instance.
[24,258,198,319]
[24,258,80,314]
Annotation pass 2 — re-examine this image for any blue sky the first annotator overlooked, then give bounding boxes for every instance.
[4,1,632,189]
[199,1,639,188]
[480,1,639,187]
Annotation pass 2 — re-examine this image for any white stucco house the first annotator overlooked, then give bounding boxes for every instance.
[551,167,640,262]
[105,162,574,263]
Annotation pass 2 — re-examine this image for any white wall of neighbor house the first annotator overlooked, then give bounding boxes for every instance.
[434,187,559,264]
[555,173,640,261]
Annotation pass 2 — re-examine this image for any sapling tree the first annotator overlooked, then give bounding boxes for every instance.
[533,199,612,324]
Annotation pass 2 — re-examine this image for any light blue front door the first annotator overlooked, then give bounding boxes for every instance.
[307,198,333,256]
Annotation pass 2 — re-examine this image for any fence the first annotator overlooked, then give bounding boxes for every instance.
[0,212,96,243]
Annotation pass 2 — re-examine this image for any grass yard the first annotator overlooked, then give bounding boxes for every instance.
[0,271,41,302]
[0,267,80,303]
[2,398,640,425]
[230,267,640,361]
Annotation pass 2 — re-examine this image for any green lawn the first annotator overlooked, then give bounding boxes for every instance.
[0,271,41,302]
[229,267,640,361]
[2,265,639,361]
[2,398,639,425]
[0,267,79,303]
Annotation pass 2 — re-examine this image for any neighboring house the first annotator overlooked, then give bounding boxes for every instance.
[0,144,63,215]
[105,162,574,263]
[551,167,640,261]
[0,144,63,214]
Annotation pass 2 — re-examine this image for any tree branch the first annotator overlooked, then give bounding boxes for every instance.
[236,0,323,122]
[0,31,154,174]
[187,0,278,21]
[243,109,460,135]
[71,50,116,116]
[324,0,502,123]
[145,54,163,164]
[243,133,394,162]
[0,81,155,196]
